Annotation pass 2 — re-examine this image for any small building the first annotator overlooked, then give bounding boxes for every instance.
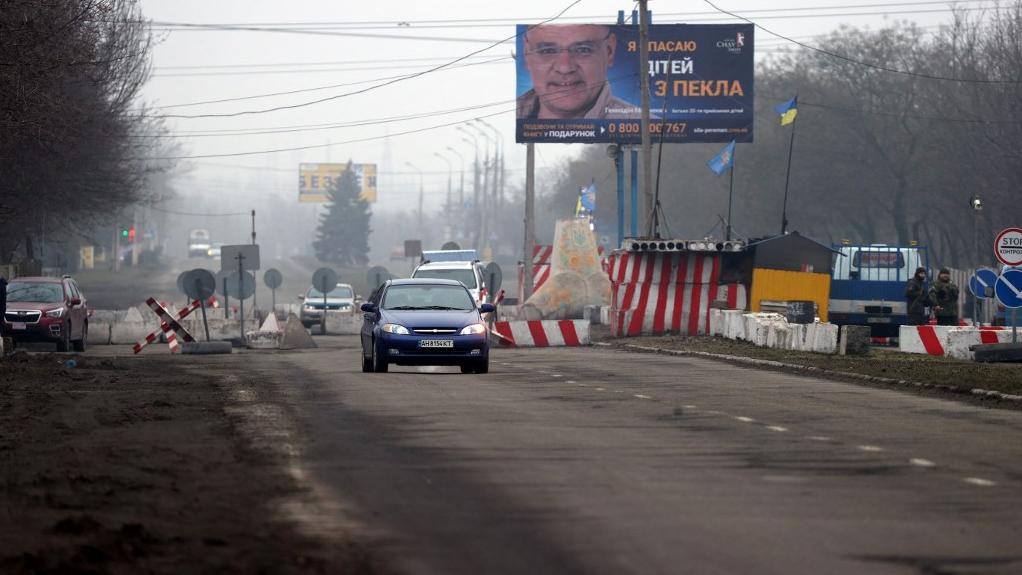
[723,232,840,321]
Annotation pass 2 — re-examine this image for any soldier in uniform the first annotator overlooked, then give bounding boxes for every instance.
[929,268,960,326]
[904,267,930,325]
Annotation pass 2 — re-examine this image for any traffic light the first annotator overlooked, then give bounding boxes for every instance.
[127,226,136,242]
[120,227,129,238]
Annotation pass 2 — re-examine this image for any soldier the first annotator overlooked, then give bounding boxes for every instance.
[904,267,930,325]
[929,267,960,326]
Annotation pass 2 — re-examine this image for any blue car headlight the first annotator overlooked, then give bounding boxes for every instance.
[459,323,486,335]
[381,323,409,335]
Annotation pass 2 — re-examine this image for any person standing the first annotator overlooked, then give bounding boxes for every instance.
[930,268,960,326]
[905,267,930,325]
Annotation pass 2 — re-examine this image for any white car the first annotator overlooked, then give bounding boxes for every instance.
[300,282,357,327]
[412,250,486,303]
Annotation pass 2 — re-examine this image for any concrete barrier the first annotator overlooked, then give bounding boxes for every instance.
[492,320,590,347]
[899,325,1006,356]
[87,322,111,345]
[710,311,839,354]
[946,328,1013,360]
[110,307,149,345]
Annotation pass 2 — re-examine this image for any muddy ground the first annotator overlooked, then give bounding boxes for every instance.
[0,351,385,574]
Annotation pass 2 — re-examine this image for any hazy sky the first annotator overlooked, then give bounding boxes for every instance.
[139,0,981,213]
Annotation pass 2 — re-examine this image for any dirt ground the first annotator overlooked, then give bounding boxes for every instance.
[592,325,1022,400]
[0,351,386,575]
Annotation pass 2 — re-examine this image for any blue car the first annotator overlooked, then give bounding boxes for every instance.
[360,278,496,374]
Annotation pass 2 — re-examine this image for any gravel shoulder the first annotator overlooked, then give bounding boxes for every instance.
[592,326,1022,403]
[0,351,385,574]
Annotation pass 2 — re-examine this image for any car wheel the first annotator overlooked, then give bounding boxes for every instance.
[474,360,489,374]
[72,323,87,352]
[56,322,71,352]
[460,364,473,374]
[371,339,388,373]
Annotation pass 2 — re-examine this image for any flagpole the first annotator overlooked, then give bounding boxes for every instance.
[780,110,797,235]
[727,144,736,241]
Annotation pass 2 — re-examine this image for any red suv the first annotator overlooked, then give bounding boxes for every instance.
[3,276,89,352]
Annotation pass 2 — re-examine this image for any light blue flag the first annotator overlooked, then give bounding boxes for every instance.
[707,141,736,176]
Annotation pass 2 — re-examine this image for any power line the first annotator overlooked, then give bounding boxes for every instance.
[147,205,249,217]
[703,0,1022,84]
[156,0,583,119]
[144,1,995,30]
[151,55,511,78]
[156,53,500,71]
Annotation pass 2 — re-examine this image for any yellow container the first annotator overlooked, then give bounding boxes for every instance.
[749,268,831,322]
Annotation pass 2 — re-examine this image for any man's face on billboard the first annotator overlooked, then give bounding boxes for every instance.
[524,25,615,118]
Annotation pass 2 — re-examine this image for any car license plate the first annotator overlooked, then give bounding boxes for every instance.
[419,339,453,348]
[11,322,26,330]
[867,317,891,324]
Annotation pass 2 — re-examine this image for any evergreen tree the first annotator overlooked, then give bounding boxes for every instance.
[313,161,372,265]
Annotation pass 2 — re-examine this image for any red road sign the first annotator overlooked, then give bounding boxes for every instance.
[995,227,1022,267]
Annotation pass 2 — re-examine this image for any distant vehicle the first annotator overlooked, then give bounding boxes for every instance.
[359,278,495,374]
[412,249,486,303]
[188,229,212,258]
[3,276,89,352]
[828,243,929,335]
[207,242,223,260]
[300,282,356,327]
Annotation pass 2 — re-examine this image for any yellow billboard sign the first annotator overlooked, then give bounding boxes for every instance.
[299,163,377,203]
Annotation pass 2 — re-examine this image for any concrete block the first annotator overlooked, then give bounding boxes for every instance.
[110,321,149,345]
[321,314,360,335]
[246,330,282,349]
[973,342,1022,363]
[87,322,111,345]
[709,309,723,337]
[280,313,317,350]
[899,325,959,355]
[90,310,118,324]
[839,325,871,356]
[600,306,611,326]
[583,305,602,325]
[946,328,1014,360]
[722,310,745,340]
[810,323,840,354]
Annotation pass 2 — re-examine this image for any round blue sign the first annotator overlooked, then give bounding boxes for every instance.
[995,269,1022,309]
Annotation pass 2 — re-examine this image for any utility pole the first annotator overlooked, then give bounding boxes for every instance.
[524,143,536,301]
[639,0,654,236]
[251,209,257,311]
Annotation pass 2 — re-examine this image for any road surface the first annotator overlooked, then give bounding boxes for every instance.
[188,337,1022,575]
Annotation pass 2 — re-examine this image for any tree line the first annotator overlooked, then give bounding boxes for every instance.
[0,0,168,265]
[541,4,1022,270]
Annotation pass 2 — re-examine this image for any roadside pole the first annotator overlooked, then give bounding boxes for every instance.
[523,143,536,301]
[639,0,654,235]
[237,253,245,339]
[251,210,257,312]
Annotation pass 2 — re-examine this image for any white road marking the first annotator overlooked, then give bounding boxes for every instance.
[910,458,936,467]
[566,380,576,384]
[707,410,724,415]
[613,390,625,393]
[767,426,789,432]
[683,405,697,409]
[807,436,832,442]
[964,477,997,487]
[595,387,606,391]
[735,416,755,423]
[552,374,563,378]
[857,445,884,452]
[634,394,652,400]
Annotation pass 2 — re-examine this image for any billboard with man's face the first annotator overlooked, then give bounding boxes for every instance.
[515,23,754,144]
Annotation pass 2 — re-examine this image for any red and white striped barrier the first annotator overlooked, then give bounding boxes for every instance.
[946,328,1013,360]
[899,324,1005,357]
[492,320,590,347]
[608,251,722,337]
[133,299,200,354]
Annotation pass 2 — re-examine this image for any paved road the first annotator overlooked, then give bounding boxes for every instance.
[212,338,1022,574]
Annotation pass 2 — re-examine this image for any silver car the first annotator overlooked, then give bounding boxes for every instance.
[300,283,357,327]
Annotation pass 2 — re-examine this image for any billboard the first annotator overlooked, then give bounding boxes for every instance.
[299,163,377,203]
[515,23,754,144]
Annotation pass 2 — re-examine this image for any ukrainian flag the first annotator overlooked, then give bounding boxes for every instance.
[774,96,798,126]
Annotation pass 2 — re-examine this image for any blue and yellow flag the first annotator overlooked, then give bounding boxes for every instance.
[580,183,596,211]
[707,141,736,176]
[774,96,798,126]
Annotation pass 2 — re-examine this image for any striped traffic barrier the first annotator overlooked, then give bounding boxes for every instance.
[492,320,590,347]
[133,299,200,354]
[899,324,1005,356]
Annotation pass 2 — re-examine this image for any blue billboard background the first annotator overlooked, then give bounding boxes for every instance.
[515,23,754,144]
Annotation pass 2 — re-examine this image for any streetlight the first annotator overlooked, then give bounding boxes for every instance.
[446,146,466,208]
[405,161,423,232]
[433,151,453,214]
[464,124,493,253]
[474,119,504,223]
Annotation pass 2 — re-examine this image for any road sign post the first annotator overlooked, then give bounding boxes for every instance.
[312,267,338,335]
[183,269,216,342]
[995,268,1022,343]
[969,268,998,327]
[264,269,283,315]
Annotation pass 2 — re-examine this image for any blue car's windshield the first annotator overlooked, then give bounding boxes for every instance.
[412,268,477,289]
[382,284,474,311]
[6,282,64,303]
